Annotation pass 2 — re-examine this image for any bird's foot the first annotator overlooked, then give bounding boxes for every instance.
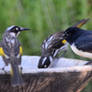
[19,66,23,73]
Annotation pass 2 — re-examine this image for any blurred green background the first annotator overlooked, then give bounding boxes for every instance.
[0,0,92,91]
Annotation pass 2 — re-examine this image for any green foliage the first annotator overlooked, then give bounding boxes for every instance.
[0,0,92,91]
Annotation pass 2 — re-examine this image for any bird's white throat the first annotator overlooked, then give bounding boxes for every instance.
[10,32,16,37]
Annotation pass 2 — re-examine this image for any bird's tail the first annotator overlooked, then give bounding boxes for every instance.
[72,18,89,28]
[10,60,24,87]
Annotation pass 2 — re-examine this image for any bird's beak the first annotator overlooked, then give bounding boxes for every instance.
[20,27,30,31]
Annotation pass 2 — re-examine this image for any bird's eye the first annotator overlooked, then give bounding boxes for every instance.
[66,33,68,36]
[16,28,19,30]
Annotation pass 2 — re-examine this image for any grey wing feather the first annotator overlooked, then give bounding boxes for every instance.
[2,39,21,65]
[14,40,22,65]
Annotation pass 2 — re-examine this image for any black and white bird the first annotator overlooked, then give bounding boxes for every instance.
[63,20,92,60]
[38,18,89,68]
[0,25,30,87]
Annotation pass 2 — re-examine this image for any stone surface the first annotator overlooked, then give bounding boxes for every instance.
[0,56,92,92]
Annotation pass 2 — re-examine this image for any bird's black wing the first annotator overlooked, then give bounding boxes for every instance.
[75,33,92,53]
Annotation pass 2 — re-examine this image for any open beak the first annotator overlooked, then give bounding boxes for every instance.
[20,27,31,31]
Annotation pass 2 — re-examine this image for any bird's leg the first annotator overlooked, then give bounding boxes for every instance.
[19,65,23,73]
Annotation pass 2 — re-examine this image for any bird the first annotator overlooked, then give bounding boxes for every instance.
[38,19,89,68]
[63,19,92,61]
[0,25,30,87]
[38,31,67,68]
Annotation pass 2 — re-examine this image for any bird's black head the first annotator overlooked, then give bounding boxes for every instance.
[6,25,30,36]
[63,27,82,44]
[38,56,53,68]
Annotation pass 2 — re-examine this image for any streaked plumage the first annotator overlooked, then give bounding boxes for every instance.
[0,25,30,87]
[38,18,89,68]
[38,31,67,68]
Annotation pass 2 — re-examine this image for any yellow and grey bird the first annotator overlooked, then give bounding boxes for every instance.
[0,25,30,87]
[38,19,89,68]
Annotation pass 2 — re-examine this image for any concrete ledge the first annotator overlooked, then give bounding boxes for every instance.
[0,56,92,92]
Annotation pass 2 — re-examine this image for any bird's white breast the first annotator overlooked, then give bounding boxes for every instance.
[10,33,16,37]
[71,44,92,59]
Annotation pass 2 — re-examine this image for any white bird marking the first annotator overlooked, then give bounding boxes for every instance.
[53,49,59,57]
[71,44,92,59]
[16,28,18,30]
[17,54,20,58]
[16,32,20,37]
[6,25,15,31]
[47,36,53,42]
[10,33,16,37]
[4,54,9,59]
[53,43,68,57]
[5,37,10,42]
[49,56,53,62]
[42,57,47,65]
[10,39,15,44]
[44,36,54,49]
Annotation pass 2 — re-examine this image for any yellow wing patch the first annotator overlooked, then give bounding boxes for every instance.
[76,23,85,28]
[0,47,5,56]
[19,46,23,55]
[62,39,67,44]
[76,19,89,28]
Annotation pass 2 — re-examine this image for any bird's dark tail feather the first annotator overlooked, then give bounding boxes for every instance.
[72,18,89,28]
[10,61,24,87]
